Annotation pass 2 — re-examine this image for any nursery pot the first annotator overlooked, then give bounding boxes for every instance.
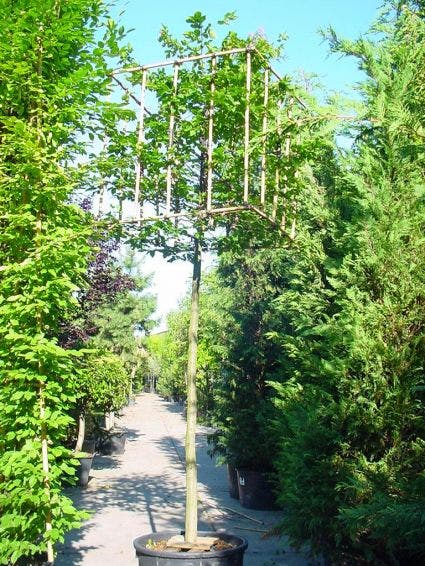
[82,437,96,454]
[134,531,248,566]
[75,453,94,487]
[99,428,127,455]
[236,469,278,510]
[16,552,51,565]
[226,464,239,500]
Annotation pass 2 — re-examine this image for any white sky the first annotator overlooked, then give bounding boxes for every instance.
[140,252,216,332]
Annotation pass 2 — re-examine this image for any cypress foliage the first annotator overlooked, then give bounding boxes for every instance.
[271,3,425,562]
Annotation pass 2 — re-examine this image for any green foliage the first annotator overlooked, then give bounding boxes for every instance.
[143,5,425,562]
[0,0,133,562]
[87,249,156,393]
[90,275,155,364]
[125,12,296,258]
[207,248,291,470]
[150,271,228,417]
[84,353,130,413]
[269,3,425,562]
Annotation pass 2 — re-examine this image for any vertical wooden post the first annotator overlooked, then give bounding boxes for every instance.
[281,99,292,231]
[206,56,216,212]
[185,237,201,543]
[272,99,282,222]
[134,69,147,221]
[75,413,86,454]
[97,184,105,218]
[260,69,269,205]
[166,64,179,215]
[243,49,251,203]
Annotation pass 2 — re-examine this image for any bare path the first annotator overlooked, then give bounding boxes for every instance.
[56,393,310,565]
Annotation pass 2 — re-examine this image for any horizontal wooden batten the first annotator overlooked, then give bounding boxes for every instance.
[112,47,250,75]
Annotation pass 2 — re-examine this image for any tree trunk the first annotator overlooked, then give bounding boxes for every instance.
[105,411,114,430]
[184,237,201,543]
[130,365,137,399]
[75,412,86,453]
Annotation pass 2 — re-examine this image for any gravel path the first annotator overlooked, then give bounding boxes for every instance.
[56,393,311,565]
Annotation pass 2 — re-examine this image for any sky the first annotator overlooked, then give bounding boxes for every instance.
[112,0,383,331]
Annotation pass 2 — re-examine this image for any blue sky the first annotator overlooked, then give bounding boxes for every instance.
[113,0,384,330]
[116,0,383,94]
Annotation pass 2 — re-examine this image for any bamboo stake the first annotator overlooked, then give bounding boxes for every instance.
[111,74,142,107]
[117,205,251,225]
[206,56,216,212]
[290,204,297,240]
[272,192,278,221]
[260,69,269,205]
[134,69,147,221]
[281,100,292,231]
[97,91,111,219]
[75,413,85,454]
[112,47,248,75]
[272,101,282,221]
[217,506,265,524]
[290,125,301,239]
[166,63,179,216]
[35,213,54,565]
[39,382,54,563]
[231,525,269,534]
[243,50,251,203]
[97,183,105,218]
[250,203,280,227]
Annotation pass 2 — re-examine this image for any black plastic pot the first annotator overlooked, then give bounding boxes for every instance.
[16,552,50,565]
[133,531,248,566]
[76,454,94,487]
[226,464,239,500]
[99,429,127,455]
[236,469,279,510]
[82,437,96,453]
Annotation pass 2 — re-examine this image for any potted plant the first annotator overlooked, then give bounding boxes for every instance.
[210,379,281,511]
[86,353,130,455]
[68,364,98,488]
[97,427,127,455]
[123,9,292,562]
[73,451,95,487]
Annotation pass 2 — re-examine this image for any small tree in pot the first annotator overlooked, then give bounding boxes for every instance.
[85,353,130,450]
[68,353,129,486]
[111,11,300,563]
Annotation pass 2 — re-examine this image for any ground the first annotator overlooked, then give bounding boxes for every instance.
[57,393,316,565]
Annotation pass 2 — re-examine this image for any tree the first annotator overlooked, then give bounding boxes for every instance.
[270,2,425,562]
[0,1,132,562]
[119,11,303,542]
[89,250,156,361]
[116,10,334,542]
[59,235,136,349]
